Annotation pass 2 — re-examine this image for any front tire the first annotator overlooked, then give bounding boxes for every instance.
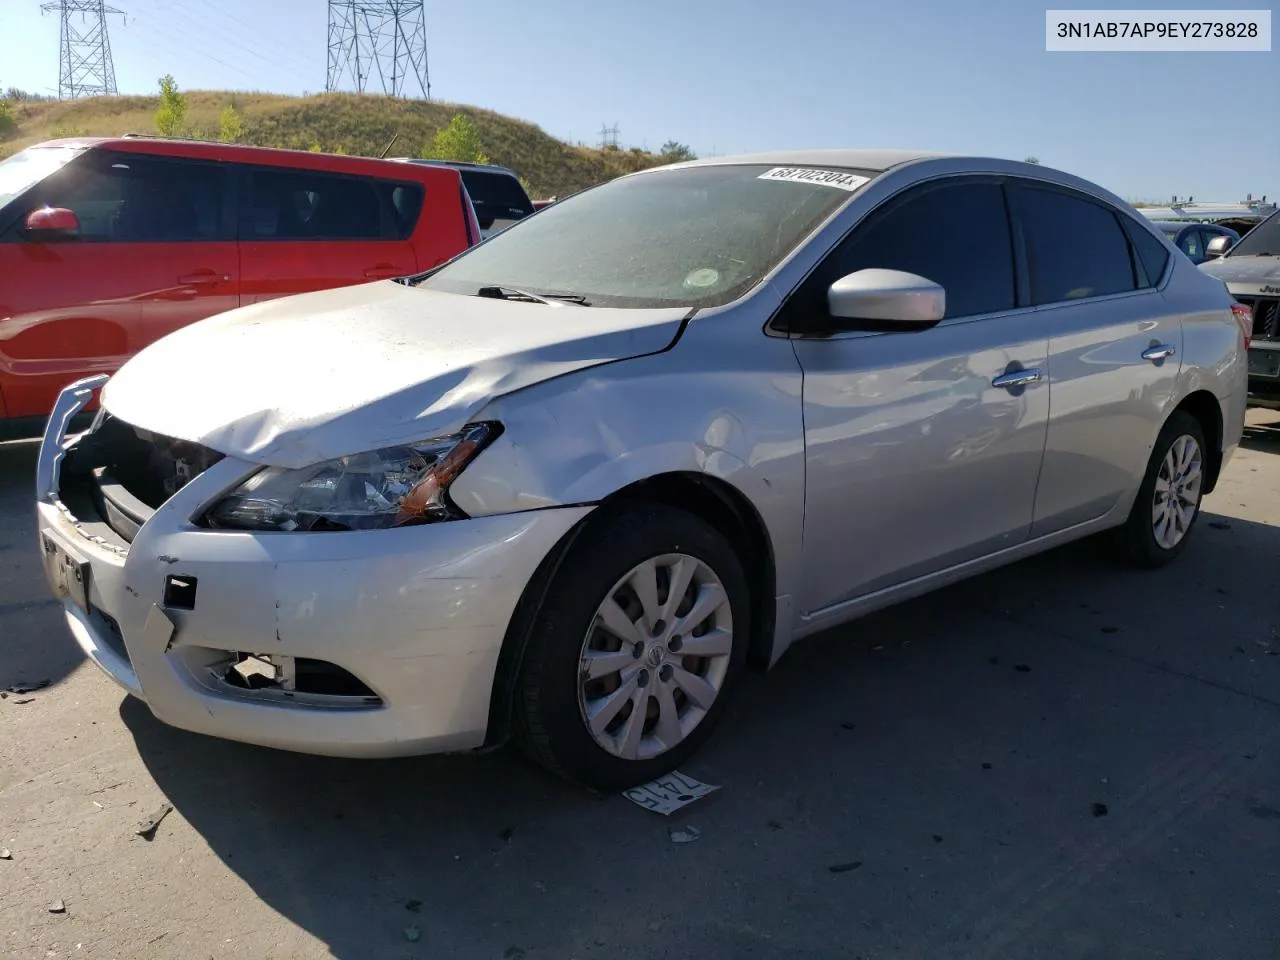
[512,503,750,791]
[1117,410,1207,568]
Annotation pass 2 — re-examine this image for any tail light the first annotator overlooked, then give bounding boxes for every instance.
[1232,302,1253,350]
[460,181,481,247]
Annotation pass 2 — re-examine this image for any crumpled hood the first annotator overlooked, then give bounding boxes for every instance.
[102,281,687,468]
[1199,255,1280,291]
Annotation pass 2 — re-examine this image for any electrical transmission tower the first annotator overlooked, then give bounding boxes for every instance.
[40,1,126,99]
[326,1,430,98]
[598,122,620,149]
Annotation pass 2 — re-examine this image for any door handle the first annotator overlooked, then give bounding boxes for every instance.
[991,369,1043,390]
[1141,344,1176,362]
[178,271,229,285]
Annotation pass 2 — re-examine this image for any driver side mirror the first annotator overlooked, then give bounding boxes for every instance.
[24,206,81,243]
[1204,235,1233,260]
[826,268,946,331]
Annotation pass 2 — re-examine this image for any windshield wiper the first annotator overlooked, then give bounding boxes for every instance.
[476,285,589,306]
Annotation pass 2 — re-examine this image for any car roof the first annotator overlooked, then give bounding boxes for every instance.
[32,136,455,179]
[395,158,520,177]
[677,148,952,172]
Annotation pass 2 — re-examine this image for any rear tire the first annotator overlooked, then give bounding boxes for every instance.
[1116,410,1207,568]
[512,503,749,792]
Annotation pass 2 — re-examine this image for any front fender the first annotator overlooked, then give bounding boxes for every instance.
[448,312,807,654]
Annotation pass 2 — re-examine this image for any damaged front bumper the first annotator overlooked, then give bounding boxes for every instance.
[36,377,590,758]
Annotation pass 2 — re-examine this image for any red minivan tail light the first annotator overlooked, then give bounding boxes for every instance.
[460,181,481,247]
[1232,302,1253,350]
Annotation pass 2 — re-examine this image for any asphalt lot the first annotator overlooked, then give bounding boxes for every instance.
[2,412,1280,960]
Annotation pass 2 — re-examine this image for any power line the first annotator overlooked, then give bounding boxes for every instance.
[326,1,430,98]
[40,0,126,98]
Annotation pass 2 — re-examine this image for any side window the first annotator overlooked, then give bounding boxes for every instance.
[245,166,417,241]
[36,153,225,243]
[826,180,1016,320]
[1016,186,1137,304]
[1180,228,1202,261]
[1119,216,1170,288]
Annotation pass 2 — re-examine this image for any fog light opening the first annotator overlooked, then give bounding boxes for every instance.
[218,653,381,704]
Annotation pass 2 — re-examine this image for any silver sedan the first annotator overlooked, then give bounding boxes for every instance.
[37,150,1248,791]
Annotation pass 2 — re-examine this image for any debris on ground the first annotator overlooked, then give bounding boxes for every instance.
[12,698,34,705]
[0,848,11,860]
[1014,664,1032,673]
[767,819,784,830]
[828,861,863,874]
[839,721,857,730]
[669,825,701,844]
[931,834,944,844]
[48,900,66,914]
[5,680,50,695]
[134,803,174,841]
[404,899,422,913]
[404,925,421,942]
[1091,802,1109,818]
[622,771,719,815]
[1209,520,1232,530]
[504,948,527,959]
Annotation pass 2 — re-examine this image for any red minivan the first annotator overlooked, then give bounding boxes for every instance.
[0,137,480,437]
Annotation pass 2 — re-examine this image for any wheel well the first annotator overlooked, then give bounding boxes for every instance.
[482,472,779,749]
[1174,390,1224,493]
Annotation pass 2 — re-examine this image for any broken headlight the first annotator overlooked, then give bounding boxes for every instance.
[203,423,498,532]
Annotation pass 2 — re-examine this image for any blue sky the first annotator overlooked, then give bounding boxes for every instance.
[2,0,1276,201]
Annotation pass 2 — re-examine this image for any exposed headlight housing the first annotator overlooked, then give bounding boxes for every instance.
[202,423,499,532]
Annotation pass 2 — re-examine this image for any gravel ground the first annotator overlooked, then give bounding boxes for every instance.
[2,411,1280,960]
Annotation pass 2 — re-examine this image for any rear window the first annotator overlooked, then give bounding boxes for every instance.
[242,165,424,241]
[459,170,533,221]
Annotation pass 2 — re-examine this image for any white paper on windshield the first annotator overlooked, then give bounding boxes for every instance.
[758,167,870,192]
[622,771,720,815]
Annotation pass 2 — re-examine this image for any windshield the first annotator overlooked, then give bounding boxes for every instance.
[420,163,868,309]
[1228,209,1279,257]
[461,170,533,221]
[0,144,85,211]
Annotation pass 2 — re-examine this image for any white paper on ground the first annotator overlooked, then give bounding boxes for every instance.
[622,771,720,815]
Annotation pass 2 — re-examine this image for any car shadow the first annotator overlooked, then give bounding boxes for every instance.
[120,509,1280,959]
[1242,409,1280,453]
[0,439,84,690]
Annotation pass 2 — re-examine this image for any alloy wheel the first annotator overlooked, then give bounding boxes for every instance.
[577,553,734,761]
[1151,433,1203,550]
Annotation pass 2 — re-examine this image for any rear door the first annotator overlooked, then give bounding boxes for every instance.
[236,163,421,306]
[1009,181,1183,537]
[0,148,235,420]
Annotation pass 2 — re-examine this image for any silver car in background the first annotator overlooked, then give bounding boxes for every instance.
[37,150,1248,791]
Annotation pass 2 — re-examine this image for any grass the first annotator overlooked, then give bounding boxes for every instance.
[0,91,668,198]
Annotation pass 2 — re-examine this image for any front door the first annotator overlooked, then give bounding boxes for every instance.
[785,177,1051,616]
[236,164,419,306]
[0,149,236,420]
[1009,183,1185,536]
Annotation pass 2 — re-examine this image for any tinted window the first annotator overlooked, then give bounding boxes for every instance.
[1227,209,1279,257]
[1120,217,1171,287]
[1017,187,1136,303]
[830,180,1016,319]
[244,166,422,241]
[34,152,225,242]
[459,170,533,221]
